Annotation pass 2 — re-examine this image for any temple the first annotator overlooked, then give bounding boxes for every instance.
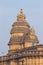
[0,9,43,65]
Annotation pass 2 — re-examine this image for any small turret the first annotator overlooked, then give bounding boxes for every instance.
[29,27,39,45]
[30,27,35,35]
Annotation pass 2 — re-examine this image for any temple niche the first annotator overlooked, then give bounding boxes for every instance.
[0,9,43,65]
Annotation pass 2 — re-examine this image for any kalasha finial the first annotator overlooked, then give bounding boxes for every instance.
[20,9,23,14]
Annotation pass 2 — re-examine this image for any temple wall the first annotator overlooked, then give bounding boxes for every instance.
[18,57,43,65]
[40,57,43,65]
[0,62,6,65]
[0,62,2,65]
[10,60,17,65]
[9,44,23,51]
[3,62,6,65]
[25,42,32,47]
[37,47,43,50]
[34,42,38,46]
[11,33,24,37]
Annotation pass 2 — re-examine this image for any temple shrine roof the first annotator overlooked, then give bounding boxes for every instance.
[9,9,39,45]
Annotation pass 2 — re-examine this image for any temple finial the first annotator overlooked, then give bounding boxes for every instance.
[20,9,23,14]
[17,9,26,22]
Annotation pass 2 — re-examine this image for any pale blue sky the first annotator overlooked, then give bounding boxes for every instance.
[0,0,43,55]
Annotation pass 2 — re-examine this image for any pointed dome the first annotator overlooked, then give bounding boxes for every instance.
[17,9,26,22]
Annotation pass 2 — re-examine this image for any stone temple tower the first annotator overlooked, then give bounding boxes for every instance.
[8,9,39,53]
[1,9,43,65]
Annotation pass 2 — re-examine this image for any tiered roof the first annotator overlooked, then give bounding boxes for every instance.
[9,9,39,45]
